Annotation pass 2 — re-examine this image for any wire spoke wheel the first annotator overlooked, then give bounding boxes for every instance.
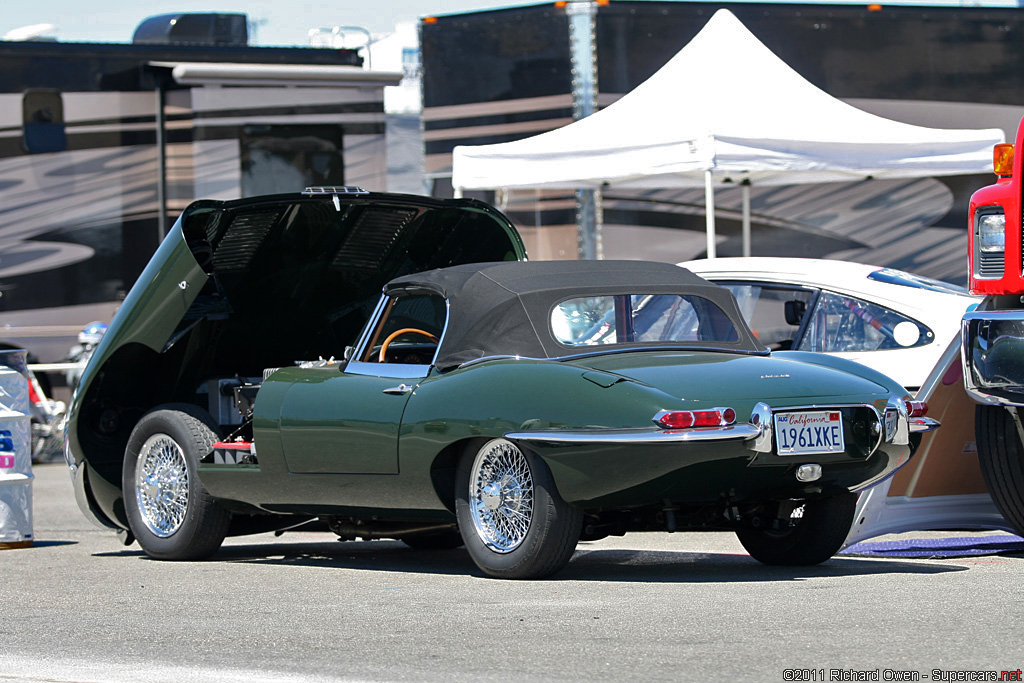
[469,439,534,552]
[123,405,230,561]
[135,433,190,538]
[456,438,582,579]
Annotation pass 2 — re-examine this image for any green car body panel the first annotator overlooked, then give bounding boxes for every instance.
[197,352,902,520]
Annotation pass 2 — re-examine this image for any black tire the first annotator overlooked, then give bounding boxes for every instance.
[736,492,857,566]
[456,438,582,579]
[975,405,1024,536]
[399,529,465,550]
[122,404,230,560]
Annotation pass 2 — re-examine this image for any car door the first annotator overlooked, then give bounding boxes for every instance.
[277,363,426,474]
[277,292,445,474]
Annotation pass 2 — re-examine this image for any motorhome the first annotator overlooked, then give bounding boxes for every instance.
[0,13,400,367]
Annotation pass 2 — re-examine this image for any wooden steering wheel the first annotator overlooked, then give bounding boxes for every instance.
[378,328,440,363]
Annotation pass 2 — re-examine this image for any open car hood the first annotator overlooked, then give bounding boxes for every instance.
[89,189,527,383]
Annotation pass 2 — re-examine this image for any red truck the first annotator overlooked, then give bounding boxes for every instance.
[962,119,1024,536]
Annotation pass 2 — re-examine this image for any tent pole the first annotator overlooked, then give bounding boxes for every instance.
[704,170,716,259]
[741,180,751,257]
[453,186,463,199]
[576,188,602,260]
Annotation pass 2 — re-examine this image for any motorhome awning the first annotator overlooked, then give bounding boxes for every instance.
[149,61,403,87]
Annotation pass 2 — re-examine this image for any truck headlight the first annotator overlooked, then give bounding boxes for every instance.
[978,211,1006,253]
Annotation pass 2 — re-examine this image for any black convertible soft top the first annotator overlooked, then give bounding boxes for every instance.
[385,260,764,369]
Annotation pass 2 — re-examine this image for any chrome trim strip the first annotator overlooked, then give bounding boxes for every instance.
[909,417,941,433]
[747,402,773,453]
[885,396,910,446]
[457,345,771,370]
[505,424,761,445]
[347,293,450,378]
[350,294,389,364]
[747,401,889,453]
[301,186,369,195]
[553,345,771,361]
[458,355,524,369]
[509,400,901,450]
[651,407,735,428]
[345,360,431,380]
[432,299,452,367]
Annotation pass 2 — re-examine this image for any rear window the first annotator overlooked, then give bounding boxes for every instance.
[551,294,740,347]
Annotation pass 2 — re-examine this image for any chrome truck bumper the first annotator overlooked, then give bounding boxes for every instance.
[962,309,1024,406]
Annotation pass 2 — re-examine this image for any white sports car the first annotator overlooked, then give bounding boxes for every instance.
[680,257,978,391]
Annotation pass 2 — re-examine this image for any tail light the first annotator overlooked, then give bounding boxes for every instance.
[654,407,736,429]
[905,400,928,418]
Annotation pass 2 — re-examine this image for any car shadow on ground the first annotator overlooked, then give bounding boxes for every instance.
[560,547,969,583]
[97,538,972,582]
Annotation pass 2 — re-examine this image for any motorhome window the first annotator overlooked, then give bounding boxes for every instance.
[22,90,67,154]
[240,124,345,197]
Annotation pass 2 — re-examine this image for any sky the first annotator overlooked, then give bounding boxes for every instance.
[0,0,525,45]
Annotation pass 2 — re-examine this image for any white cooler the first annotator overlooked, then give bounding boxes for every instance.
[0,350,33,549]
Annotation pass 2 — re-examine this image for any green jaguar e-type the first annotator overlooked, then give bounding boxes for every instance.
[65,187,935,579]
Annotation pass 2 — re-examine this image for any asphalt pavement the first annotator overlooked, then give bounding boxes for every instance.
[2,462,1023,683]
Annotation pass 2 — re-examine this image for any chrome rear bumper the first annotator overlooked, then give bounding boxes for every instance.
[962,309,1024,406]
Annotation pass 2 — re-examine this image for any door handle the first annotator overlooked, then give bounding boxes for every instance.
[383,383,413,395]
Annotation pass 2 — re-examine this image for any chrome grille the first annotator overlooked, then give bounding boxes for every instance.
[979,250,1005,278]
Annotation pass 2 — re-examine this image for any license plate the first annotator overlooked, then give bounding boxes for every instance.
[774,411,845,455]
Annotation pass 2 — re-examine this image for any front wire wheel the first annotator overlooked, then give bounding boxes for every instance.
[456,438,581,579]
[135,433,190,537]
[123,405,230,560]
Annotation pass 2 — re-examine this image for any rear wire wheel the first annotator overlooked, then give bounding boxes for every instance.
[736,492,857,566]
[456,438,581,579]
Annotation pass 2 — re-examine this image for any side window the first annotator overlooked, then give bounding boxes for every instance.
[360,294,446,364]
[718,283,813,351]
[798,292,932,352]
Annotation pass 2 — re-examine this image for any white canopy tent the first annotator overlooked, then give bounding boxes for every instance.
[451,9,1005,258]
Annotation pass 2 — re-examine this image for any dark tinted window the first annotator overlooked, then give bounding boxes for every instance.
[22,89,66,154]
[240,125,345,197]
[421,7,572,107]
[595,2,1024,104]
